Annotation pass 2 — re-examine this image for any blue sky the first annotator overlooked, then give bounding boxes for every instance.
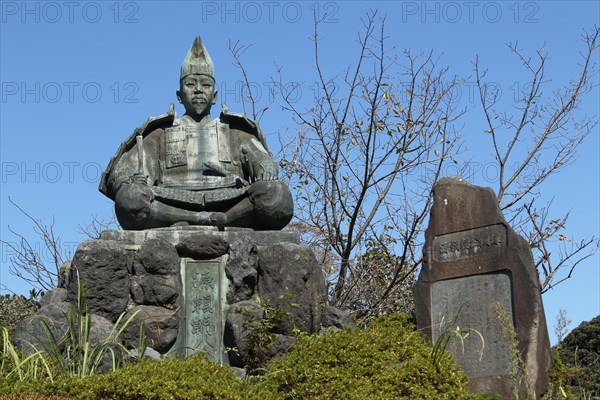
[1,1,598,344]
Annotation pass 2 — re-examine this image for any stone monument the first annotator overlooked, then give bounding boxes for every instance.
[15,36,350,372]
[414,178,552,399]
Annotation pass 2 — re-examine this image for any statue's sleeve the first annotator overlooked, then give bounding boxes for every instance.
[238,131,278,182]
[107,129,163,195]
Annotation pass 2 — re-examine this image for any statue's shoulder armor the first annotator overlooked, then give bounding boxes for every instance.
[219,103,272,156]
[99,104,176,197]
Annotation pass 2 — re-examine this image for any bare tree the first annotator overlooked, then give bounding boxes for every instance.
[475,27,600,292]
[1,198,117,292]
[225,14,598,319]
[76,214,118,241]
[1,197,64,292]
[273,11,465,314]
[554,309,572,344]
[228,39,270,123]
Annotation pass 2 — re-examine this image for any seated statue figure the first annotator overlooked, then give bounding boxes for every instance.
[99,37,293,230]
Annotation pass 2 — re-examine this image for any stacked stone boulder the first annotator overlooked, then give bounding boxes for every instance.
[15,228,351,372]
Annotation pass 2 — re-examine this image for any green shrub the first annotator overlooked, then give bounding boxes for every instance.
[542,349,574,400]
[251,313,486,400]
[1,327,54,383]
[41,274,139,378]
[1,273,140,382]
[557,315,600,398]
[1,314,491,399]
[0,292,40,336]
[1,354,254,400]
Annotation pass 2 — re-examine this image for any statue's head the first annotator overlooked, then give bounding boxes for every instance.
[177,36,218,121]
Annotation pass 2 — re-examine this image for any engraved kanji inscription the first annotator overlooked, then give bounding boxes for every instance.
[184,260,223,363]
[431,272,514,378]
[433,224,507,262]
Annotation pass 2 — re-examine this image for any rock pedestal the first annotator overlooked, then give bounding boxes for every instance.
[17,227,348,371]
[414,178,552,399]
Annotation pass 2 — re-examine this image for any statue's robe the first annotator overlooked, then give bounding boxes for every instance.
[99,106,292,230]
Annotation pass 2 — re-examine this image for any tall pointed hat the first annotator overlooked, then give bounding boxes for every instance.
[180,36,214,80]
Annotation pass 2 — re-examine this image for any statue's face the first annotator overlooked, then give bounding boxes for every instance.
[177,74,217,120]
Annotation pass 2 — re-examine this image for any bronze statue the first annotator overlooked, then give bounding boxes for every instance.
[99,37,293,230]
